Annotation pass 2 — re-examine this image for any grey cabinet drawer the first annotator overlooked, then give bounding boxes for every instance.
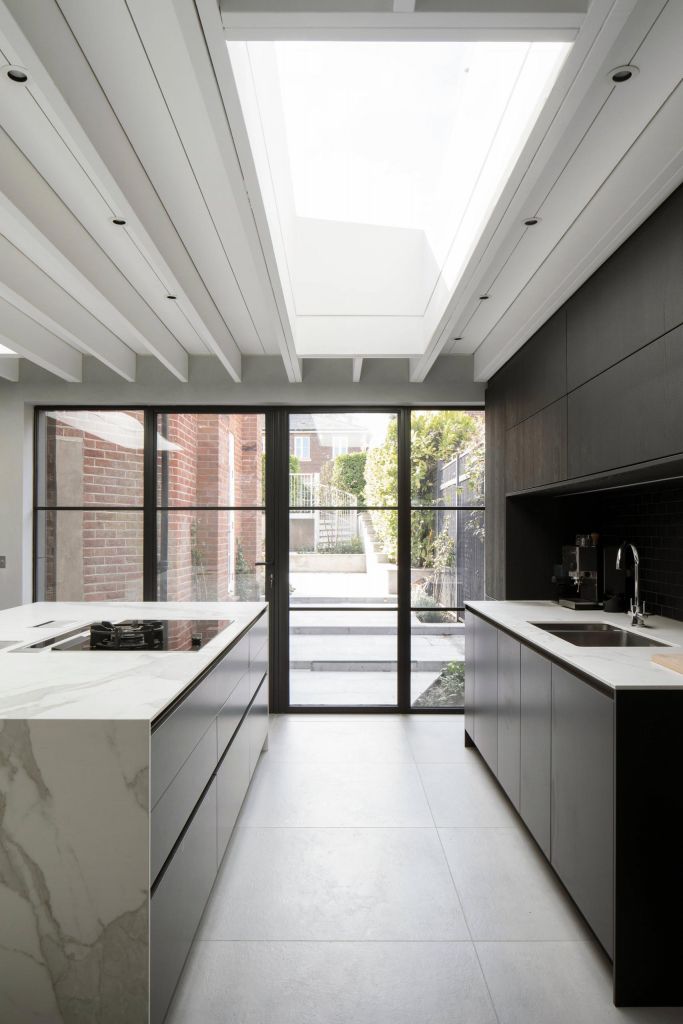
[551,665,614,957]
[152,666,223,806]
[217,672,250,759]
[249,616,268,698]
[249,674,269,777]
[151,780,217,1024]
[151,721,217,882]
[216,719,250,863]
[520,646,551,857]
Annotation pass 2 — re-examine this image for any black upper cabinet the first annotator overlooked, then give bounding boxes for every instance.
[566,187,683,392]
[504,309,567,429]
[567,324,683,478]
[506,397,567,492]
[485,379,507,599]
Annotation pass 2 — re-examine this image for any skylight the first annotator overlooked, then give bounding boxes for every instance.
[228,38,571,355]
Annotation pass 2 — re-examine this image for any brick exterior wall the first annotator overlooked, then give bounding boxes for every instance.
[41,411,264,603]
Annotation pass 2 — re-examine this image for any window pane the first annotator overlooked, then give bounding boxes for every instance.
[36,410,145,506]
[157,413,266,507]
[411,612,464,709]
[289,412,397,507]
[410,409,485,507]
[158,510,266,602]
[289,511,396,606]
[290,608,397,706]
[410,509,485,608]
[35,510,143,601]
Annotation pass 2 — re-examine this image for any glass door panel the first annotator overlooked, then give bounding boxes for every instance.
[409,411,485,709]
[288,412,398,707]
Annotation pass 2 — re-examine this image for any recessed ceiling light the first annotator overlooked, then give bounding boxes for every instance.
[479,294,490,301]
[166,294,177,300]
[523,216,540,227]
[112,217,127,226]
[6,67,28,84]
[609,65,638,84]
[454,336,463,341]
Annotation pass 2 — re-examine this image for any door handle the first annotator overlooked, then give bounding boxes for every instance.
[254,562,275,591]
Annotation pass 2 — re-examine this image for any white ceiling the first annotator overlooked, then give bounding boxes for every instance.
[0,0,680,387]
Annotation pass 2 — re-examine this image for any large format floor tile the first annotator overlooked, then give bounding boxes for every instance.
[440,827,588,940]
[199,826,469,940]
[238,760,433,827]
[266,714,415,763]
[403,715,473,763]
[418,760,518,827]
[476,941,682,1024]
[167,940,498,1024]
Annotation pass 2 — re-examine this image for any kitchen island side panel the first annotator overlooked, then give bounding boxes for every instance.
[0,718,150,1024]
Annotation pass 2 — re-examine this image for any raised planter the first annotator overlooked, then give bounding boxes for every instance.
[289,553,367,573]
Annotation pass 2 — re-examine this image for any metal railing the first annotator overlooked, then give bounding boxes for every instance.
[289,473,359,552]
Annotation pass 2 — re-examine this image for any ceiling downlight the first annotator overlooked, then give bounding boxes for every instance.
[5,66,28,84]
[609,65,639,84]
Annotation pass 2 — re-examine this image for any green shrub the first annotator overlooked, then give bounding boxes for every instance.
[413,660,465,708]
[411,592,453,623]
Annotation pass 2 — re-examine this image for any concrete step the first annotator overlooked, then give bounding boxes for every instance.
[290,660,445,671]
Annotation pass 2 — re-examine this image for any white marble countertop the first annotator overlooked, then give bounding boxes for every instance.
[0,601,267,720]
[466,600,683,691]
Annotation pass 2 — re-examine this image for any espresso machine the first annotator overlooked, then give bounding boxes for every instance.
[553,534,601,610]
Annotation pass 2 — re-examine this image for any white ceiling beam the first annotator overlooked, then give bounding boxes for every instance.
[196,0,303,383]
[393,1,416,13]
[0,0,241,381]
[0,296,81,381]
[352,357,363,383]
[0,355,19,381]
[0,125,189,381]
[221,10,583,42]
[0,234,136,381]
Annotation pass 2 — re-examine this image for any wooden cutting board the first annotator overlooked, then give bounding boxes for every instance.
[651,652,683,675]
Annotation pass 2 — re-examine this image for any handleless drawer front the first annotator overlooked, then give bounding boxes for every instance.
[249,674,269,777]
[151,780,218,1024]
[217,671,250,757]
[249,615,268,697]
[151,721,217,881]
[217,720,250,862]
[152,664,223,806]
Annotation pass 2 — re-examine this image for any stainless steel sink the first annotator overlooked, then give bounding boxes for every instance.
[529,622,668,648]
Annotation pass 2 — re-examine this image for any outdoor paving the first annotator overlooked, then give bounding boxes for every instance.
[289,632,464,671]
[289,670,439,706]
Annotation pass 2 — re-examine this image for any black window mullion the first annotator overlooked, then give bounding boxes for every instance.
[397,408,411,713]
[143,408,158,601]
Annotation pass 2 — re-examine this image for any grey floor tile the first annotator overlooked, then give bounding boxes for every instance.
[440,827,588,940]
[200,826,469,941]
[403,715,474,763]
[166,940,498,1024]
[238,760,433,827]
[476,941,682,1024]
[267,714,415,763]
[418,761,518,827]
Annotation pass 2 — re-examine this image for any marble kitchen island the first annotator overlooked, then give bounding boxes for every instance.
[0,601,269,1024]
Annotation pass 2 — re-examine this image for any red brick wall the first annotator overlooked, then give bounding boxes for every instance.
[42,411,265,603]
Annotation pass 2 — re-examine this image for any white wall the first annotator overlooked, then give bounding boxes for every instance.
[0,353,484,609]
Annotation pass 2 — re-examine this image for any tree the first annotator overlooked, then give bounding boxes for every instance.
[364,411,483,565]
[330,451,366,503]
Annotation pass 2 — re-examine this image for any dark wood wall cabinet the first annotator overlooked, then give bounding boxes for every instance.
[150,611,269,1024]
[465,607,683,1007]
[485,183,683,600]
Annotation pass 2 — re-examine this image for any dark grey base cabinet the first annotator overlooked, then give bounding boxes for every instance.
[551,664,614,957]
[519,647,551,857]
[466,607,683,1006]
[150,612,269,1024]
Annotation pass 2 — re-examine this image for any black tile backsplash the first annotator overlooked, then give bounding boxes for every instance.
[559,479,683,621]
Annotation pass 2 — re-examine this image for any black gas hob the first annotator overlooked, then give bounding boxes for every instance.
[17,619,233,652]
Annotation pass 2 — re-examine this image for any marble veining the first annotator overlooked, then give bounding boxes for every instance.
[0,719,149,1023]
[466,599,683,690]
